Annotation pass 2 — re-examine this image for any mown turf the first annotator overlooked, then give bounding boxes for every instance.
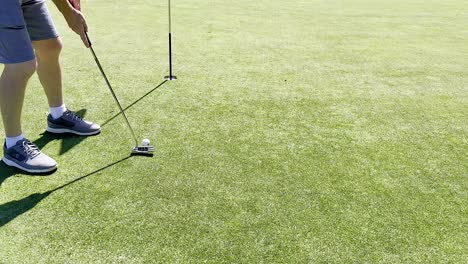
[0,0,467,262]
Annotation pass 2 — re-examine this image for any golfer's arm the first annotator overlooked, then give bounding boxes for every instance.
[52,0,74,17]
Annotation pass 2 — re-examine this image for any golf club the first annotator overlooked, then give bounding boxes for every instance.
[164,0,177,81]
[84,32,155,155]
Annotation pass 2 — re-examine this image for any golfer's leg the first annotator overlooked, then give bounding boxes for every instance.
[1,59,57,173]
[32,38,64,108]
[0,60,37,137]
[23,0,100,136]
[0,0,57,173]
[32,37,101,136]
[22,0,63,108]
[0,0,36,138]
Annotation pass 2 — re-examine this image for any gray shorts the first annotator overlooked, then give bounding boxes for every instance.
[0,0,59,64]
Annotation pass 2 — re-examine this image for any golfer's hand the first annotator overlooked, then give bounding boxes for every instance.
[64,8,90,48]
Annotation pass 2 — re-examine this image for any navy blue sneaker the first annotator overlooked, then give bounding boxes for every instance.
[47,109,101,136]
[2,139,57,173]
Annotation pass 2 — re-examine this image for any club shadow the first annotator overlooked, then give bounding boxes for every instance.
[0,155,132,228]
[101,80,168,127]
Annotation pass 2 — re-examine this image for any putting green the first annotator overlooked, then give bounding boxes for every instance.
[0,0,467,262]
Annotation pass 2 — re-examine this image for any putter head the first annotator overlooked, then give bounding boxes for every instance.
[131,145,155,156]
[164,75,177,81]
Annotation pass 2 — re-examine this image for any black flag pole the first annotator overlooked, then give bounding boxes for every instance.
[164,0,177,80]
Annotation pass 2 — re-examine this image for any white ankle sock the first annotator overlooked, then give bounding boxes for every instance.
[6,134,25,149]
[50,104,67,119]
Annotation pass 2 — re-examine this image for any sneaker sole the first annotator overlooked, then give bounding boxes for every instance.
[2,156,57,174]
[46,127,101,136]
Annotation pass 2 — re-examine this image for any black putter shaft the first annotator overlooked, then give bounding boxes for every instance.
[85,32,139,147]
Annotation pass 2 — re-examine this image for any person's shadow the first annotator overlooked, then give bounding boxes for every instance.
[0,163,53,226]
[0,155,132,228]
[0,163,21,186]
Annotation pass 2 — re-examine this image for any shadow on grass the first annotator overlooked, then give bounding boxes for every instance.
[0,163,21,187]
[101,80,167,127]
[0,155,131,228]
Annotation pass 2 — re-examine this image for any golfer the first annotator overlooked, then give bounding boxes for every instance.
[0,0,99,173]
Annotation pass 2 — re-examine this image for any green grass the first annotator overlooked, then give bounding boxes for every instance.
[1,0,467,262]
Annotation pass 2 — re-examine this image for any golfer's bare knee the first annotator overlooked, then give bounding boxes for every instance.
[3,59,37,79]
[33,37,63,59]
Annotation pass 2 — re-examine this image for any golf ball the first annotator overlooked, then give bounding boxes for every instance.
[142,139,150,146]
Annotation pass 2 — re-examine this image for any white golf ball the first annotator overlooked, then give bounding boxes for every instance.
[142,138,150,146]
